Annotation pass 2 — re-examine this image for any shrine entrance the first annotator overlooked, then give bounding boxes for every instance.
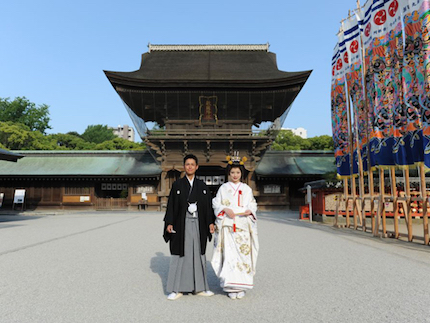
[196,166,227,197]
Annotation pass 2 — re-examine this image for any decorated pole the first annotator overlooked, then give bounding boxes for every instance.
[403,169,413,242]
[344,178,350,228]
[419,164,429,245]
[390,167,399,238]
[345,84,357,229]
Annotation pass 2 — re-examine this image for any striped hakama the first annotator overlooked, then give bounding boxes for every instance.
[166,211,209,293]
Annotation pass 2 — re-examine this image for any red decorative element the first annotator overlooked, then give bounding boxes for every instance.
[238,190,242,207]
[343,52,349,64]
[332,65,336,76]
[374,9,387,26]
[365,22,371,37]
[233,223,236,232]
[350,40,359,54]
[336,58,343,70]
[218,211,225,217]
[388,0,399,17]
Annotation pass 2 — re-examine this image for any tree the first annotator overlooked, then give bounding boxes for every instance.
[94,137,145,150]
[0,97,51,134]
[307,135,334,150]
[66,131,82,138]
[271,130,334,151]
[48,133,96,150]
[0,121,58,150]
[81,125,116,144]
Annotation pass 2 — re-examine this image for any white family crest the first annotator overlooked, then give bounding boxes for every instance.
[188,202,197,217]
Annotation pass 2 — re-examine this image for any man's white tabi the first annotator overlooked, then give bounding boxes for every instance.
[211,182,259,292]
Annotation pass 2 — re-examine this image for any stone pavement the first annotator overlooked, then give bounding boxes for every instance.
[0,211,429,323]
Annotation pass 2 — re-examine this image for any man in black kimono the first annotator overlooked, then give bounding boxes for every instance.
[163,154,215,300]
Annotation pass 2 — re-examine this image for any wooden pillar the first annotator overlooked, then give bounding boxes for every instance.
[380,168,387,237]
[419,164,429,245]
[60,182,65,210]
[334,193,340,228]
[390,167,399,239]
[352,176,358,229]
[404,169,413,242]
[369,169,375,234]
[344,178,350,228]
[247,169,257,192]
[374,168,384,237]
[160,170,169,210]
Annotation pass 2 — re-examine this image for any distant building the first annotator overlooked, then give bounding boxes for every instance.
[110,125,135,142]
[282,127,307,139]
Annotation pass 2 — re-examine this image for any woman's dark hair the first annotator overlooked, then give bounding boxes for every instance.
[226,164,245,180]
[183,154,198,165]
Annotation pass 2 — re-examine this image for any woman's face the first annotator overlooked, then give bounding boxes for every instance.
[229,167,242,184]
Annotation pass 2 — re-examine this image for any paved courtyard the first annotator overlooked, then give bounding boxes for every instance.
[0,210,429,323]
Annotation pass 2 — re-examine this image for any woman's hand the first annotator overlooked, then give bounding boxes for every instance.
[244,209,253,216]
[209,223,215,234]
[166,224,173,233]
[223,208,235,219]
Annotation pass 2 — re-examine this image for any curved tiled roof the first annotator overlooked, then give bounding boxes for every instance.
[0,150,160,176]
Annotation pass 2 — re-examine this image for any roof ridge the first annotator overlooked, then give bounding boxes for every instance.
[148,43,270,52]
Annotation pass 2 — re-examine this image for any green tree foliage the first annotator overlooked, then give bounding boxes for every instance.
[0,97,51,134]
[94,137,145,150]
[48,133,96,150]
[272,130,333,151]
[81,125,116,144]
[0,121,57,150]
[66,131,82,138]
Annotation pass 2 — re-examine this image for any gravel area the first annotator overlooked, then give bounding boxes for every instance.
[0,210,429,323]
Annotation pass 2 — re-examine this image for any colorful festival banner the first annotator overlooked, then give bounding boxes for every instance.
[358,0,378,168]
[416,0,430,168]
[368,0,397,167]
[401,0,425,165]
[331,33,352,177]
[333,0,430,172]
[344,15,369,173]
[384,0,415,167]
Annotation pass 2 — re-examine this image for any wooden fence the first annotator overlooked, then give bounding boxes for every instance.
[96,198,127,210]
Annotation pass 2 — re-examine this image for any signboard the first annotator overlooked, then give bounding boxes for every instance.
[14,189,25,204]
[264,185,281,194]
[79,196,90,202]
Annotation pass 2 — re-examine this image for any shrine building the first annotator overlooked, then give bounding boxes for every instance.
[0,44,335,211]
[104,44,312,208]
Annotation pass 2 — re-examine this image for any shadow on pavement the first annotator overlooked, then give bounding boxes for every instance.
[0,215,44,227]
[259,211,430,254]
[150,252,170,294]
[150,252,222,295]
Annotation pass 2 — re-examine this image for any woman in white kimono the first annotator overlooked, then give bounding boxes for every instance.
[211,159,259,300]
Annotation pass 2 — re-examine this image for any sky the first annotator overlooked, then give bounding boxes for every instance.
[1,0,356,139]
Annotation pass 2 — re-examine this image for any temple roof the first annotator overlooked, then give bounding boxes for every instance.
[255,151,335,177]
[104,44,311,89]
[0,150,160,177]
[0,150,334,177]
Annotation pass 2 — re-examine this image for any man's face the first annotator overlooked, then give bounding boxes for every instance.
[184,158,198,177]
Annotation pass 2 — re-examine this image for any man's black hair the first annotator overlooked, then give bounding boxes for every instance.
[183,154,198,165]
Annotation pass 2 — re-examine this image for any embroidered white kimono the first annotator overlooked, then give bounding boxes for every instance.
[211,182,259,292]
